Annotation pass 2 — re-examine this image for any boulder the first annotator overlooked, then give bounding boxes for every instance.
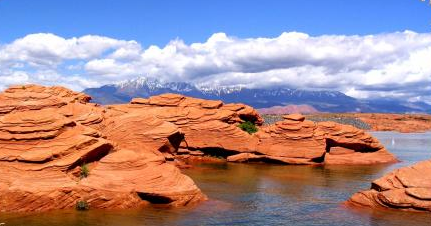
[283,113,305,121]
[347,159,431,212]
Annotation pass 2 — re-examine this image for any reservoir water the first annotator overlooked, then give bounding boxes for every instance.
[1,132,431,226]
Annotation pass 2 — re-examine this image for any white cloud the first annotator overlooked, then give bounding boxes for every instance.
[0,33,136,67]
[0,71,30,90]
[0,31,430,103]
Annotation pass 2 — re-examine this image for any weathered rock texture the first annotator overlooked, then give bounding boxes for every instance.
[348,159,431,212]
[0,85,397,213]
[252,117,396,165]
[0,85,205,213]
[112,94,396,165]
[109,94,264,154]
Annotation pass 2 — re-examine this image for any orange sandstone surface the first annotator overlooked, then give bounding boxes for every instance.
[0,85,205,213]
[0,85,397,213]
[347,159,431,212]
[113,95,396,165]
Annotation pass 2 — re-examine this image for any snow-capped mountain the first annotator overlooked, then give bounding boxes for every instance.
[83,77,431,113]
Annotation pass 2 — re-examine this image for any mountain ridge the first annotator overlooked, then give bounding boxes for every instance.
[83,77,431,113]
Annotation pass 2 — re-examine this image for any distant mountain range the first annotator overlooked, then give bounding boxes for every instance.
[83,77,431,113]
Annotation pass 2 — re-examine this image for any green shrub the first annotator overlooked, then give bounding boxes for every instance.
[80,164,89,179]
[238,121,258,134]
[76,200,89,211]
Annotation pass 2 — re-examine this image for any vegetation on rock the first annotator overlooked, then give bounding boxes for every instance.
[76,200,89,211]
[80,164,89,179]
[238,121,258,134]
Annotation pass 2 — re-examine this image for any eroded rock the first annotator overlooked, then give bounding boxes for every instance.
[348,159,431,212]
[0,85,397,213]
[118,94,396,165]
[109,94,263,153]
[0,85,205,213]
[252,119,396,165]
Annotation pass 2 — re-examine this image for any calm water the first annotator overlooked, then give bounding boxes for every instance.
[1,132,431,226]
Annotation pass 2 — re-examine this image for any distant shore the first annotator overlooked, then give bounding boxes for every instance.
[262,113,431,133]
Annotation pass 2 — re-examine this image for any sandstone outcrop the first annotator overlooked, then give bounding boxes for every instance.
[348,159,431,212]
[0,84,90,115]
[109,93,264,154]
[116,94,396,165]
[0,85,205,213]
[0,85,398,213]
[252,119,396,165]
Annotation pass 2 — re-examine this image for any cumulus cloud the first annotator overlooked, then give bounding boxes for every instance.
[0,31,430,103]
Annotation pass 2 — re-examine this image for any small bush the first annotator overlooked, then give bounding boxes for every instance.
[238,121,258,134]
[76,200,89,211]
[80,164,89,179]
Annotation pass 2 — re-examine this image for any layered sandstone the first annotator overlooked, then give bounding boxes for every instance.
[109,93,264,153]
[0,84,90,115]
[117,94,396,165]
[0,85,398,213]
[348,159,431,212]
[251,116,396,165]
[0,85,205,213]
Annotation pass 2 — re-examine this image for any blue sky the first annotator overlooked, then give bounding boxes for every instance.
[1,0,430,46]
[0,0,430,104]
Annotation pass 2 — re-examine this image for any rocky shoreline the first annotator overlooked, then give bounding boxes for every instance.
[0,84,423,214]
[263,113,431,133]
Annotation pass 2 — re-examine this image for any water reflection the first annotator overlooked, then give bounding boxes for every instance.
[1,132,431,226]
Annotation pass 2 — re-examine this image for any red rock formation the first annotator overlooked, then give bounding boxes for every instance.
[0,86,398,213]
[0,84,90,115]
[0,85,205,213]
[109,93,264,153]
[116,94,396,165]
[251,118,396,165]
[348,159,431,212]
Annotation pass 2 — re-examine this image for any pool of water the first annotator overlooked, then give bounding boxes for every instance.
[1,132,431,226]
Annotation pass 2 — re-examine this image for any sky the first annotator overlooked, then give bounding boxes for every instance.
[0,0,430,103]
